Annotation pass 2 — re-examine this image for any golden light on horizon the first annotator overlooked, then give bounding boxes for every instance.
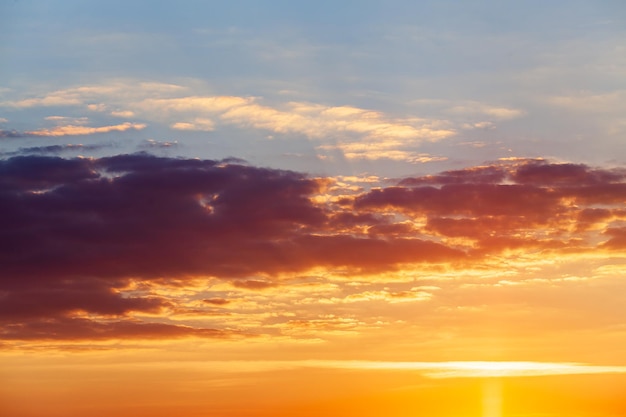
[296,360,626,379]
[482,379,503,417]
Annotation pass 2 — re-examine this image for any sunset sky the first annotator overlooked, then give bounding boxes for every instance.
[2,1,626,416]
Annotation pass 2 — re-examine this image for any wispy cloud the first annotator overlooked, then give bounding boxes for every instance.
[138,94,456,149]
[170,118,215,131]
[1,81,457,160]
[100,359,626,379]
[446,103,525,120]
[548,90,626,113]
[110,110,135,118]
[25,122,146,137]
[410,98,525,121]
[1,82,186,109]
[1,144,108,156]
[297,360,626,378]
[44,116,90,125]
[0,129,25,138]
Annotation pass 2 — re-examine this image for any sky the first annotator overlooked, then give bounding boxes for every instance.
[1,1,626,416]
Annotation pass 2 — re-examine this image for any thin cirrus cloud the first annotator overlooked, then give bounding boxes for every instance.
[1,153,626,342]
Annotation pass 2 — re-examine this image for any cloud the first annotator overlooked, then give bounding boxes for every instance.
[548,90,626,113]
[2,82,457,160]
[447,103,524,120]
[4,94,84,108]
[511,161,625,185]
[602,227,626,249]
[1,82,186,109]
[309,288,434,305]
[411,98,525,121]
[0,129,26,138]
[1,144,108,156]
[140,139,179,149]
[110,110,135,118]
[138,94,456,148]
[0,317,238,341]
[232,280,277,290]
[354,159,626,254]
[2,155,625,342]
[44,116,90,125]
[219,102,455,141]
[140,96,252,114]
[170,118,215,131]
[318,142,449,163]
[0,279,167,319]
[461,121,495,130]
[25,122,147,137]
[203,298,231,306]
[546,91,626,135]
[0,154,323,340]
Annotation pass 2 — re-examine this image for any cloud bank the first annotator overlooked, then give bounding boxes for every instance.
[1,154,625,342]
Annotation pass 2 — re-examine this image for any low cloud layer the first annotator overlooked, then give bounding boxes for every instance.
[1,154,625,342]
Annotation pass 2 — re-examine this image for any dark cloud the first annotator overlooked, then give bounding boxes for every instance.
[0,317,237,341]
[203,298,231,305]
[601,227,626,249]
[0,129,26,138]
[0,155,98,191]
[288,234,463,272]
[355,182,562,221]
[0,153,326,282]
[0,153,327,340]
[367,222,417,237]
[576,208,614,231]
[2,155,624,341]
[139,139,179,149]
[354,158,626,254]
[1,144,108,156]
[512,160,626,185]
[399,165,508,186]
[0,279,167,319]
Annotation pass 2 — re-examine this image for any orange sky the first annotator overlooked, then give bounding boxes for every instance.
[2,155,626,417]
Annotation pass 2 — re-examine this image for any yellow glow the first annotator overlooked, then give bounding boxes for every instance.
[160,359,626,379]
[482,379,502,417]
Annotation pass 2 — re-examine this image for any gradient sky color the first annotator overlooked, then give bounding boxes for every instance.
[1,1,626,417]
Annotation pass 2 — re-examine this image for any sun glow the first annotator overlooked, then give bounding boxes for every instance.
[249,360,626,379]
[482,379,503,417]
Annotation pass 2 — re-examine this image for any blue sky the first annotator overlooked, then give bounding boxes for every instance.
[1,0,625,177]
